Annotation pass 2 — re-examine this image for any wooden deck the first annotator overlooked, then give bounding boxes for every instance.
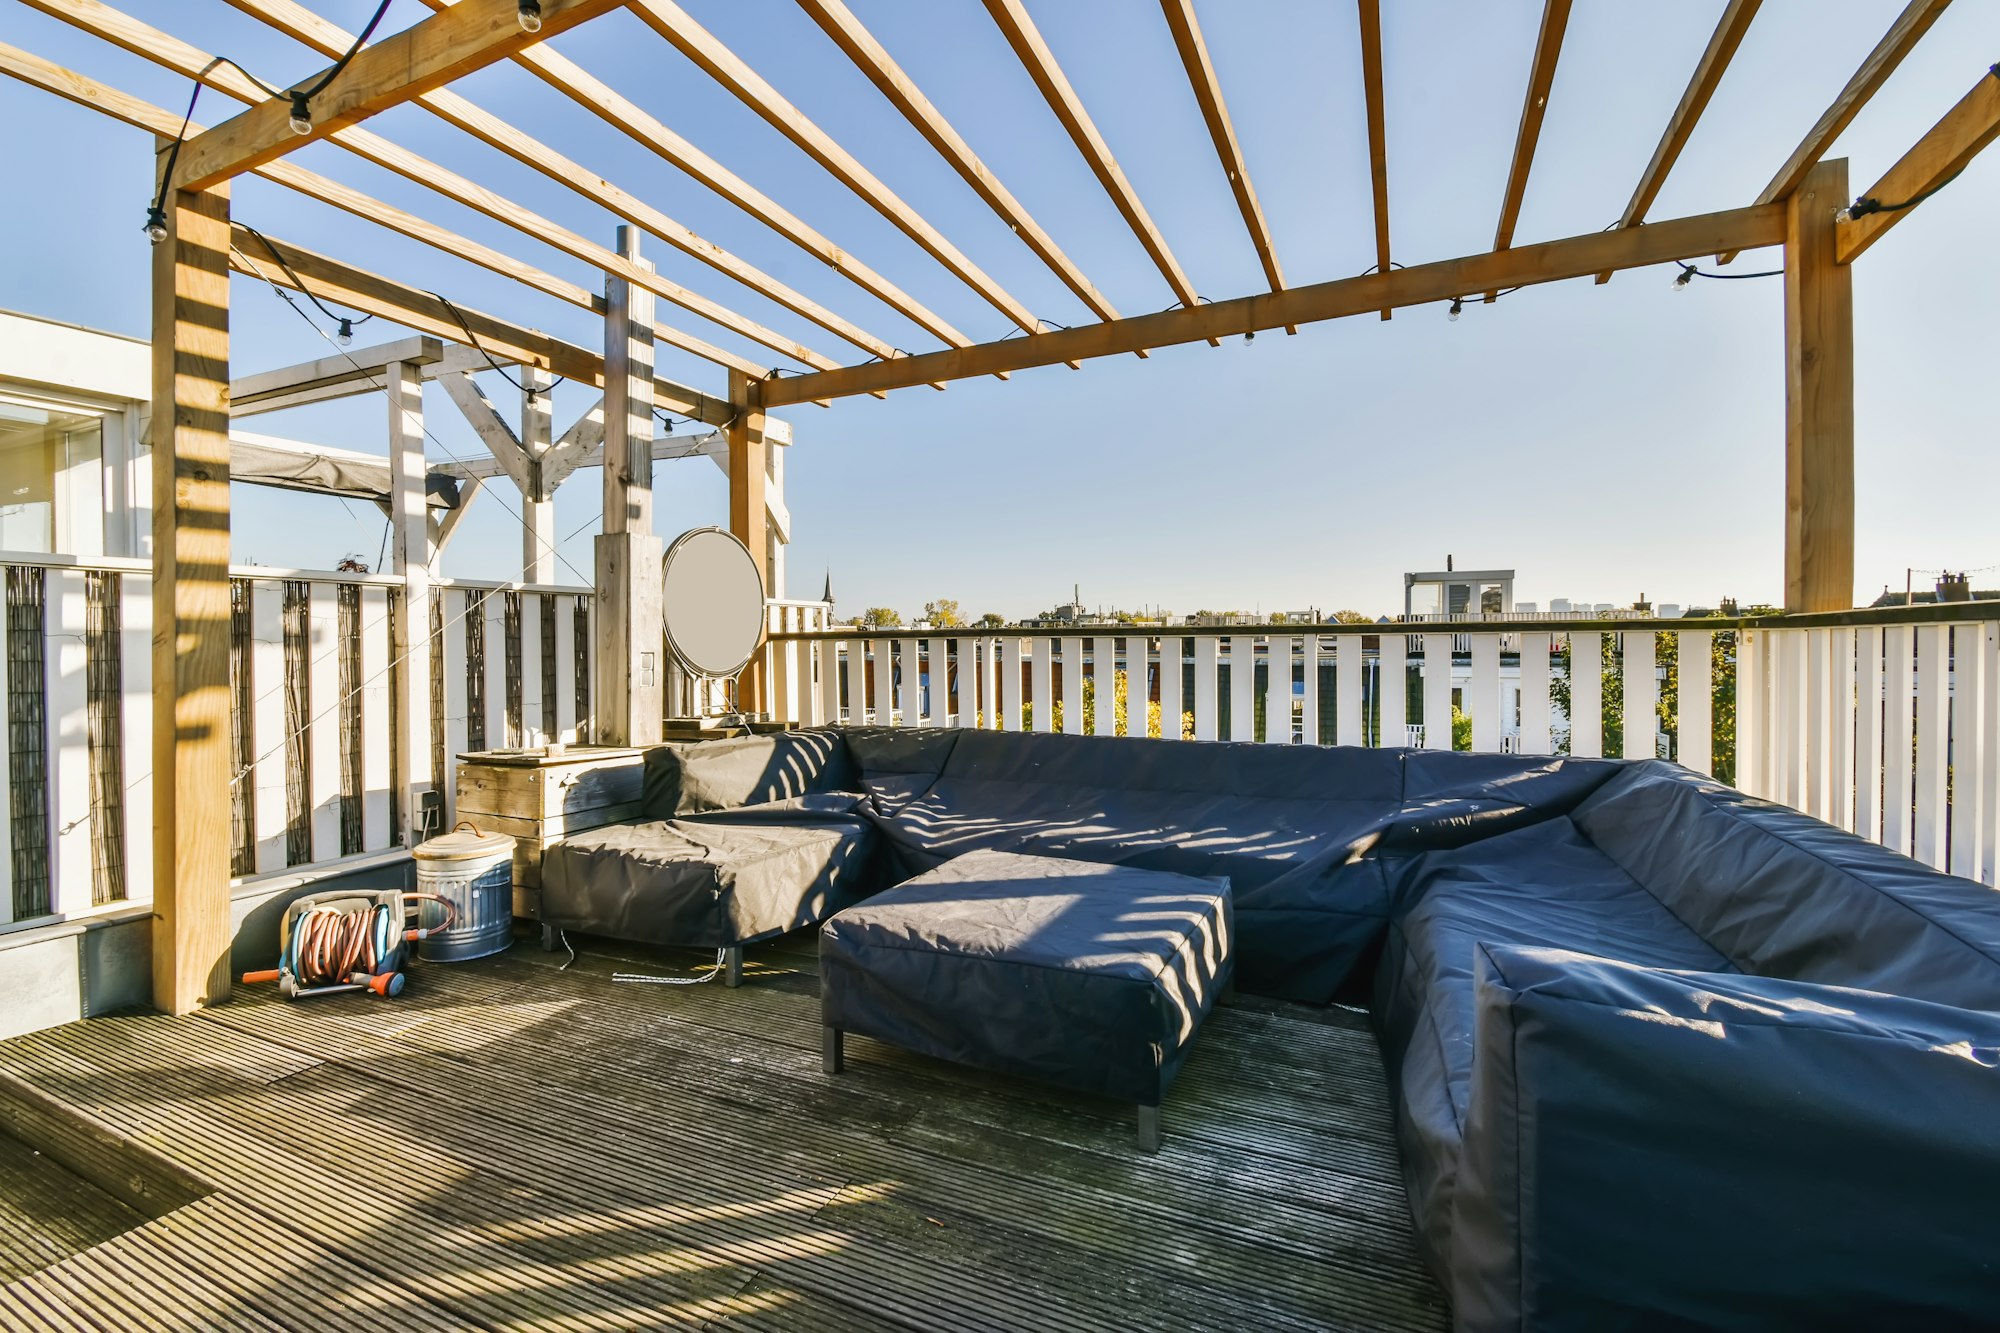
[0,931,1447,1332]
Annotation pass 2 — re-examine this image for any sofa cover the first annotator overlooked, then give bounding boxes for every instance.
[1454,945,2000,1331]
[820,847,1233,1106]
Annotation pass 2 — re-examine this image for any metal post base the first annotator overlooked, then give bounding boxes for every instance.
[1137,1104,1161,1154]
[540,924,558,953]
[723,946,744,988]
[823,1026,844,1075]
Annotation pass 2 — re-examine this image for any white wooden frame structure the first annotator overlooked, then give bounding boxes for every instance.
[2,0,1995,1011]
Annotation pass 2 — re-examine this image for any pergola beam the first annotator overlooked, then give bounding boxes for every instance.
[1836,65,2000,265]
[1785,159,1854,612]
[1160,0,1285,301]
[231,0,895,367]
[230,336,443,408]
[985,0,1210,342]
[1356,0,1392,319]
[227,227,739,429]
[1596,0,1761,282]
[633,0,1042,337]
[418,0,973,351]
[1488,0,1571,300]
[171,0,624,190]
[757,202,1784,407]
[795,0,1119,323]
[0,39,800,391]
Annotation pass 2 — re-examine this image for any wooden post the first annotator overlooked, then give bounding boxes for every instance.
[521,364,555,583]
[387,359,434,843]
[595,226,664,743]
[149,164,232,1014]
[1784,158,1855,613]
[727,370,770,712]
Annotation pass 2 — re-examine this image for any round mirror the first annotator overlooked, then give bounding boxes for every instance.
[662,527,766,678]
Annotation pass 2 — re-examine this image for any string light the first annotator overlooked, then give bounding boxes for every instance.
[288,91,313,136]
[1447,297,1463,321]
[518,0,544,33]
[1672,267,1694,292]
[336,318,354,346]
[143,206,168,246]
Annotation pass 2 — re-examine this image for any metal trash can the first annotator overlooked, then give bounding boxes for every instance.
[412,822,514,962]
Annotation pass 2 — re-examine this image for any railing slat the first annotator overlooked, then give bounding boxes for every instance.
[1093,637,1118,737]
[250,581,288,873]
[1679,630,1712,777]
[1023,637,1046,734]
[1470,634,1501,753]
[1914,624,1949,869]
[360,586,392,851]
[46,570,91,917]
[1883,625,1915,854]
[1980,623,2000,886]
[482,591,508,754]
[1379,635,1407,748]
[1519,631,1552,756]
[1852,627,1881,841]
[520,593,544,747]
[1949,625,1982,881]
[308,584,341,861]
[1192,637,1219,741]
[997,637,1018,731]
[1569,632,1602,759]
[1300,634,1320,747]
[1336,635,1363,747]
[1827,627,1854,829]
[1226,636,1252,742]
[1420,633,1452,752]
[119,573,153,902]
[1623,631,1657,762]
[442,589,470,827]
[553,597,579,743]
[1158,636,1183,741]
[1264,636,1293,744]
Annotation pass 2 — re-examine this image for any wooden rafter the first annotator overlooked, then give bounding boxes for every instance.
[1719,0,1953,263]
[27,0,822,377]
[1160,0,1284,303]
[984,0,1214,344]
[756,203,1784,407]
[228,0,901,365]
[227,227,739,429]
[1836,66,2000,264]
[631,0,1042,337]
[1356,0,1392,319]
[1596,0,1761,283]
[418,0,971,352]
[1487,0,1572,300]
[795,0,1119,323]
[170,0,624,190]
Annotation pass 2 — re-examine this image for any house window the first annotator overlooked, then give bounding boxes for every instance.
[0,397,104,555]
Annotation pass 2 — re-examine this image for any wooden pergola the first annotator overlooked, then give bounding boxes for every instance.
[3,0,1995,1013]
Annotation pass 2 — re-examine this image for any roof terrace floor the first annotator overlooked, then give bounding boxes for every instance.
[0,931,1447,1331]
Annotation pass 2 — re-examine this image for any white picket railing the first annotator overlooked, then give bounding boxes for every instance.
[0,552,593,932]
[767,609,2000,888]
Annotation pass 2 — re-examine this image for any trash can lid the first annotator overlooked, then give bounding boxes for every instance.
[414,822,514,861]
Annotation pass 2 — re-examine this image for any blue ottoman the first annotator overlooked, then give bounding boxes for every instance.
[820,848,1234,1150]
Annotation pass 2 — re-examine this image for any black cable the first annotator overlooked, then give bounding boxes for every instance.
[1843,169,1965,219]
[429,291,565,399]
[298,0,397,102]
[143,81,205,238]
[1674,261,1783,282]
[239,225,377,336]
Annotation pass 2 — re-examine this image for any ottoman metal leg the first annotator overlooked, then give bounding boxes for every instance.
[823,1026,844,1075]
[722,946,744,988]
[1136,1104,1161,1154]
[540,924,558,953]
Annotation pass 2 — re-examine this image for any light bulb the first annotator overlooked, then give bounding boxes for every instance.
[1672,267,1694,292]
[518,0,544,33]
[1243,330,1255,345]
[143,206,168,246]
[1447,297,1463,322]
[1834,206,1853,223]
[335,318,353,347]
[288,93,313,137]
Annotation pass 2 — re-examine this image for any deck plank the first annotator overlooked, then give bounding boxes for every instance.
[0,936,1446,1332]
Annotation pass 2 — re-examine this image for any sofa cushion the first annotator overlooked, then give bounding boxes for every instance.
[1455,945,2000,1331]
[820,848,1232,1106]
[1375,818,1731,1282]
[840,725,963,814]
[864,729,1409,1001]
[1574,760,2000,1008]
[641,730,856,818]
[542,795,876,948]
[1392,750,1621,852]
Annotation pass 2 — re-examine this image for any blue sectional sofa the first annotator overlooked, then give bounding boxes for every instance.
[541,728,2000,1330]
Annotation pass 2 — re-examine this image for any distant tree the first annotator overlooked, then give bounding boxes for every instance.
[1331,609,1372,624]
[975,612,1008,629]
[851,607,901,628]
[1269,611,1289,624]
[334,553,370,573]
[924,599,965,628]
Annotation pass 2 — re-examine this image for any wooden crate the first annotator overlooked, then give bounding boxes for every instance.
[453,746,647,920]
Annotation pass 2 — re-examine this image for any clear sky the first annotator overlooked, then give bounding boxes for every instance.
[3,1,1995,619]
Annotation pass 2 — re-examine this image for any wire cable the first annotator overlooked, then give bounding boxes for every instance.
[430,291,565,399]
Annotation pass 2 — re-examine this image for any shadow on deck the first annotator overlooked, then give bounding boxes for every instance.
[0,931,1447,1332]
